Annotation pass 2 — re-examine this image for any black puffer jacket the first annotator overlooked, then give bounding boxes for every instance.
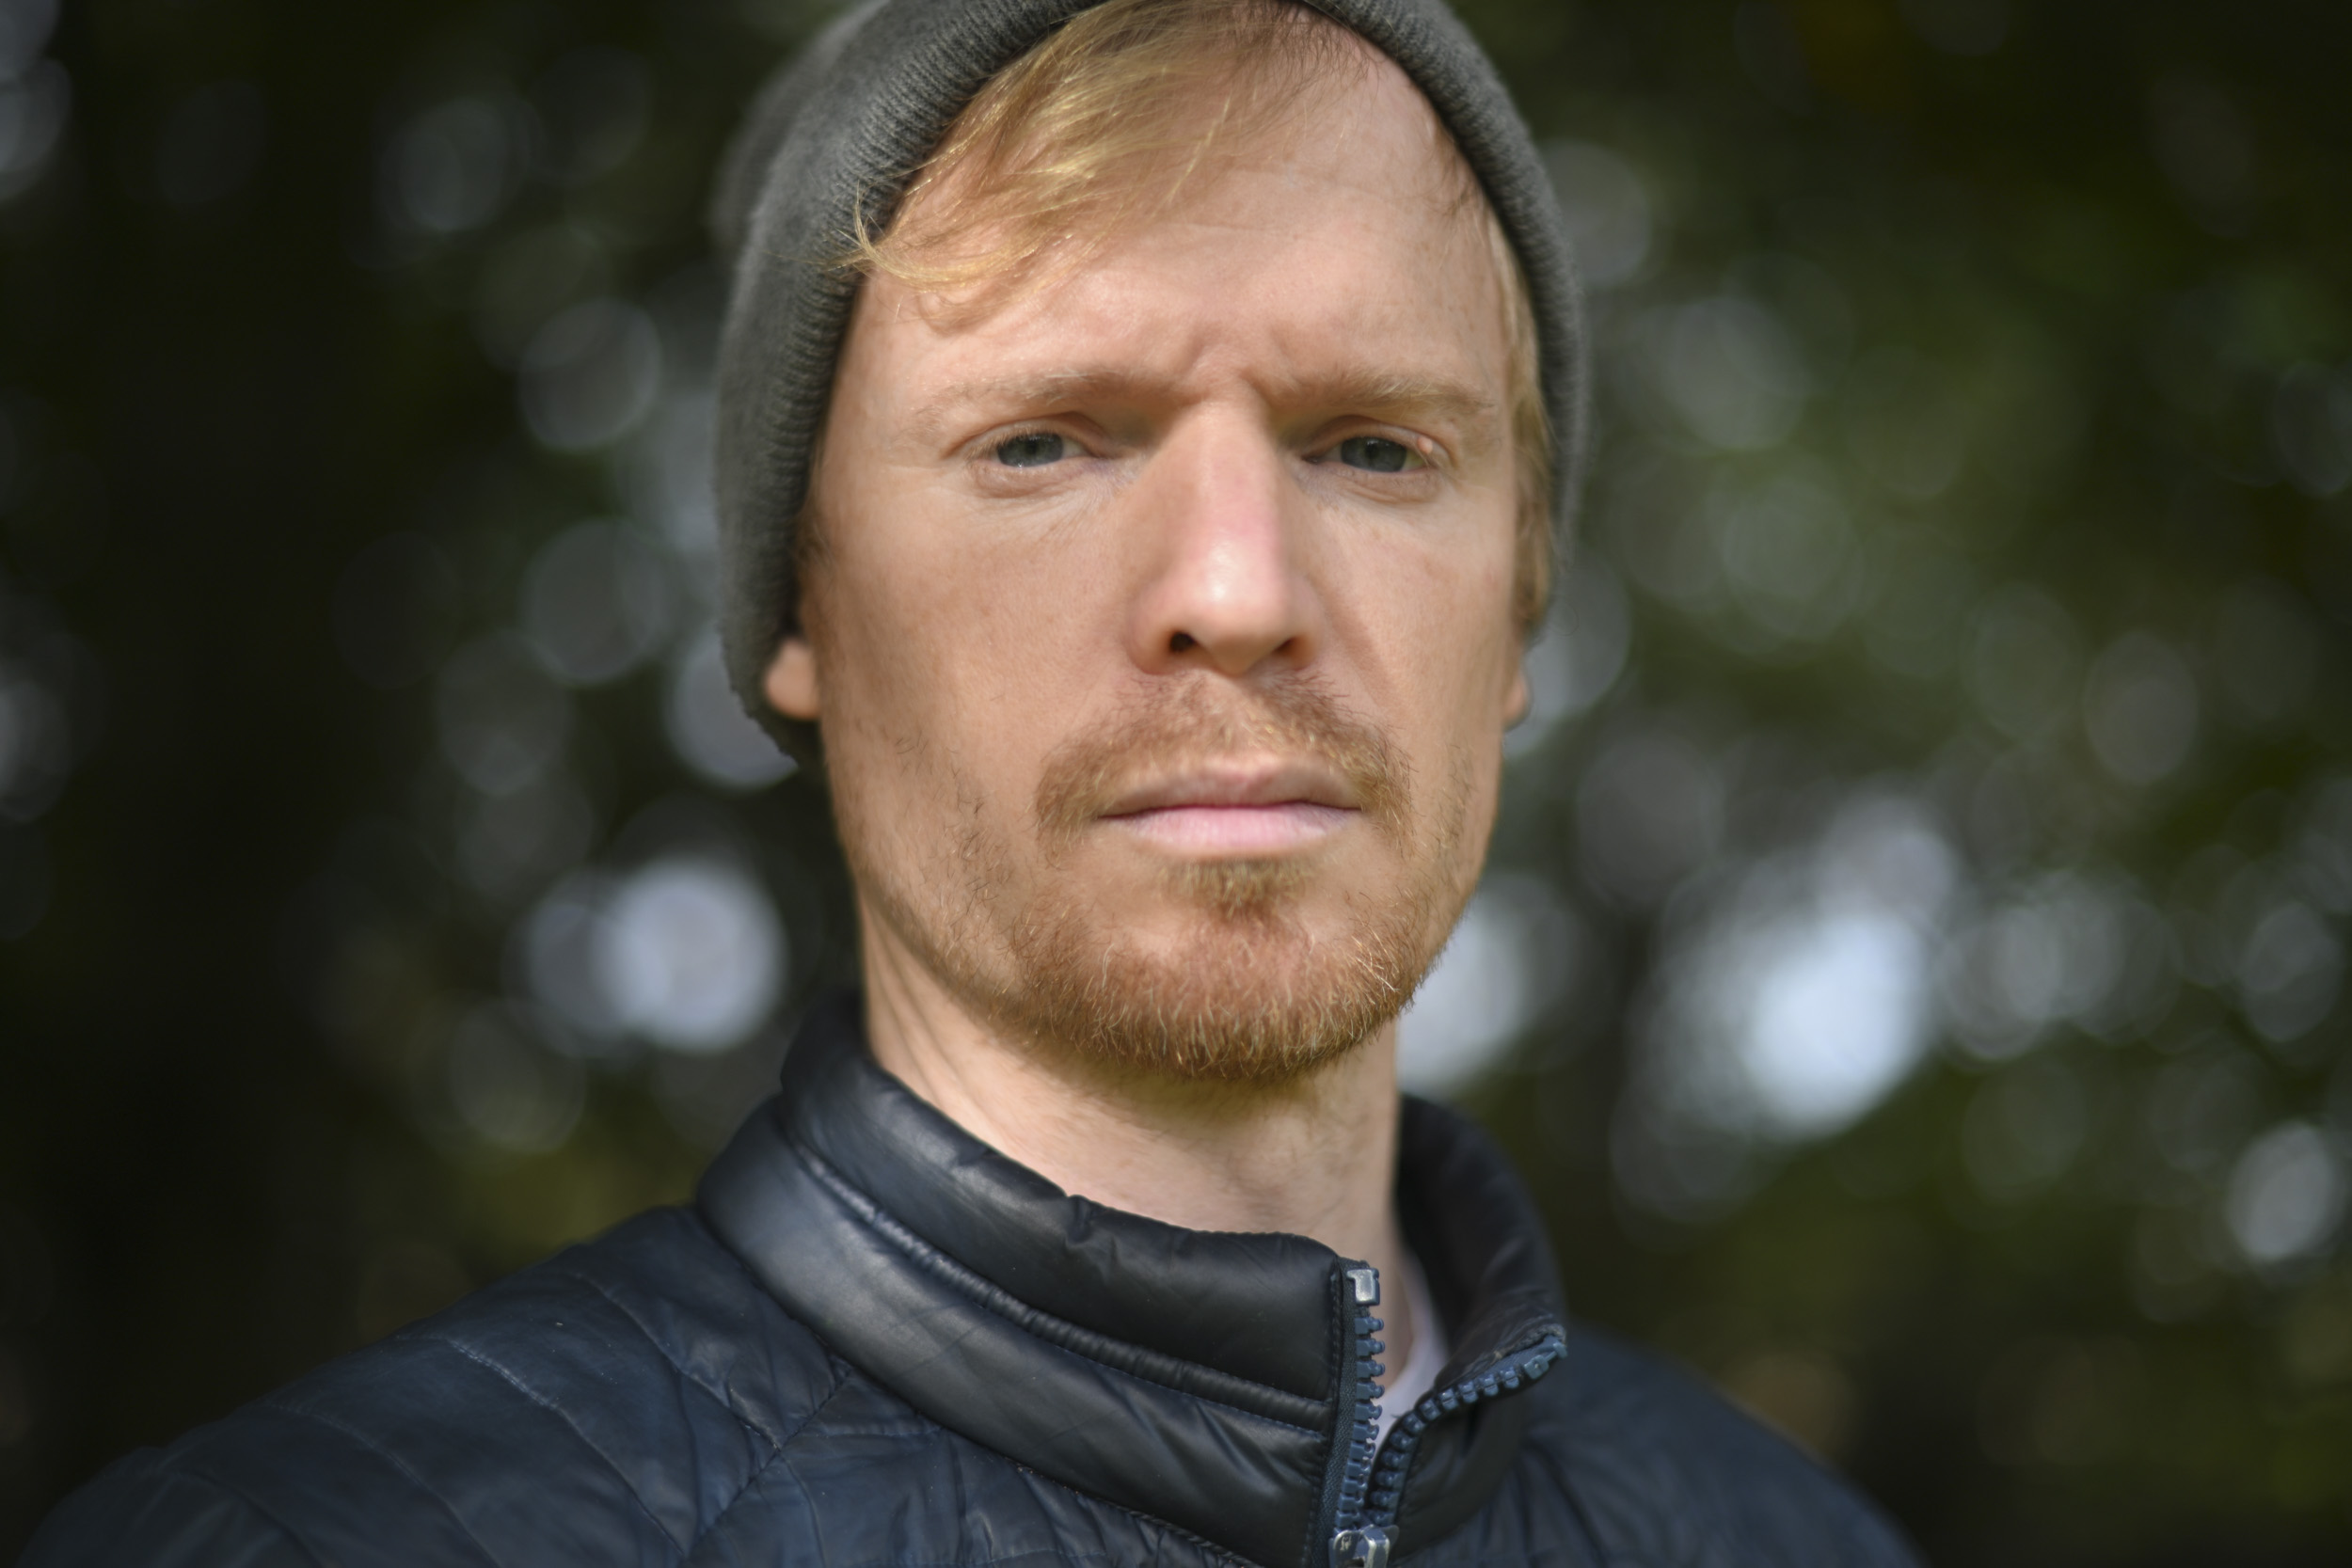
[27,996,1919,1567]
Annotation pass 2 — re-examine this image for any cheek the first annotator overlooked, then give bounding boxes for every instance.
[811,499,1104,827]
[1387,552,1519,854]
[1357,526,1520,732]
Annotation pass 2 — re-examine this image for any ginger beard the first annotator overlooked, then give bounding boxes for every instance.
[832,673,1481,1085]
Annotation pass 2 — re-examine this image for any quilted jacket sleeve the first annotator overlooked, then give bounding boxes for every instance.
[22,1451,320,1568]
[15,1210,833,1568]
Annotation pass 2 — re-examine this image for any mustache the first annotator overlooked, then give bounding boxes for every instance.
[1034,676,1406,843]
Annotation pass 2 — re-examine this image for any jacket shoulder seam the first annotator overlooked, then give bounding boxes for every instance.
[427,1333,694,1557]
[548,1254,841,1454]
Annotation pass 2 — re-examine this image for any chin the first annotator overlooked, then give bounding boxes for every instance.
[1160,855,1312,921]
[989,864,1443,1084]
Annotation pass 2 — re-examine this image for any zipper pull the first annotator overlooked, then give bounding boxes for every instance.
[1329,1525,1392,1568]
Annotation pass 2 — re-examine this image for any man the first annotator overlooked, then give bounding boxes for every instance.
[29,1,1918,1563]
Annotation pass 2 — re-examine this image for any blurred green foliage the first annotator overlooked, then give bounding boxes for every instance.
[1,0,2349,1562]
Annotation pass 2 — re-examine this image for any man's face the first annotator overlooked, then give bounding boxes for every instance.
[769,50,1528,1080]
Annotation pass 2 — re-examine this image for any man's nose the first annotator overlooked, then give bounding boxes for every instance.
[1122,415,1323,678]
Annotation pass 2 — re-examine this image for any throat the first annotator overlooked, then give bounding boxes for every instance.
[860,931,1415,1310]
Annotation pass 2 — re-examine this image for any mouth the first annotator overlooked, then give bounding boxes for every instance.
[1100,763,1359,856]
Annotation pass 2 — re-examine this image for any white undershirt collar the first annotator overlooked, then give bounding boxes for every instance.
[1375,1248,1449,1448]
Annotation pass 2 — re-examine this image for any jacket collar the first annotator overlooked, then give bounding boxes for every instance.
[700,992,1568,1568]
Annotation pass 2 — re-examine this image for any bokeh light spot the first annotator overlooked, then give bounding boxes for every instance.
[2082,632,2199,787]
[0,60,70,203]
[381,93,532,236]
[1639,296,1811,451]
[596,855,785,1054]
[519,520,675,687]
[1743,908,1937,1139]
[1965,587,2084,743]
[2270,362,2352,498]
[519,298,662,452]
[434,634,572,796]
[1710,464,1856,644]
[0,659,67,821]
[1543,140,1652,289]
[0,0,56,79]
[2227,1122,2346,1269]
[2237,899,2343,1045]
[1397,877,1577,1100]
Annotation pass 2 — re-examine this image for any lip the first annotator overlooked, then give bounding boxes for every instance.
[1104,762,1355,816]
[1102,763,1358,855]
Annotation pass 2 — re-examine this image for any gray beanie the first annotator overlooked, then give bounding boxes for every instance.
[708,0,1587,754]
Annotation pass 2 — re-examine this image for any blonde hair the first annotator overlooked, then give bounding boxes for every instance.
[846,0,1552,626]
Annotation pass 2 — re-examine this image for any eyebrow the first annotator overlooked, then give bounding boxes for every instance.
[911,370,1152,440]
[909,367,1499,444]
[1289,371,1499,427]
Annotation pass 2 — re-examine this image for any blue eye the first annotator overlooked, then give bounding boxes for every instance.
[1336,436,1415,473]
[995,433,1067,467]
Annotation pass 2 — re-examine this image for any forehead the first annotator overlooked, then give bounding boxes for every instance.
[852,53,1509,409]
[874,9,1483,281]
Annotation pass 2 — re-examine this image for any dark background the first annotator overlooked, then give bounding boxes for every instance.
[5,0,2351,1561]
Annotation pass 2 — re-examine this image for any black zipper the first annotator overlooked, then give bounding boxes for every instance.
[1326,1263,1567,1568]
[1325,1265,1391,1568]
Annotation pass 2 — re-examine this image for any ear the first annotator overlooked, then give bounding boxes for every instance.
[763,636,822,720]
[1502,649,1531,729]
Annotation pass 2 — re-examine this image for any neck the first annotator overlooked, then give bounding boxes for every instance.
[856,904,1418,1369]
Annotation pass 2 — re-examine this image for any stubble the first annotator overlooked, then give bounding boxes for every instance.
[844,674,1475,1085]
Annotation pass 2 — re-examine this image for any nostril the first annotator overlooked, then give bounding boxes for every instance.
[1168,632,1198,654]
